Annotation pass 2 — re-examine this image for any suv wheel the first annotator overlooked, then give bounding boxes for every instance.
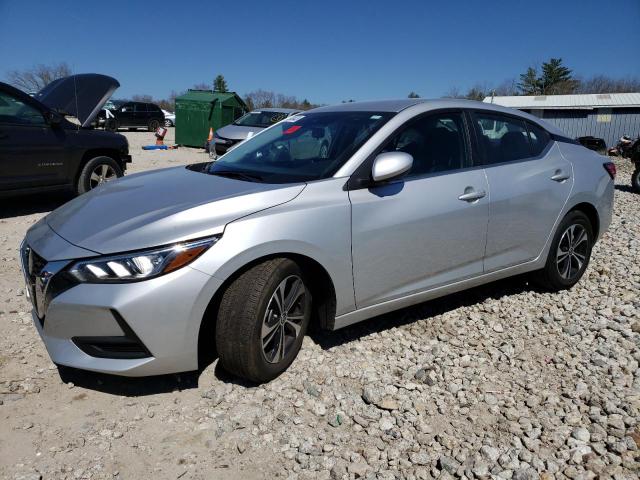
[148,119,160,132]
[632,166,640,193]
[533,211,593,291]
[215,258,311,383]
[164,119,173,127]
[77,156,123,195]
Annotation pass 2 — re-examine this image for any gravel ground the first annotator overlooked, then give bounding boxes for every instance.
[0,133,638,480]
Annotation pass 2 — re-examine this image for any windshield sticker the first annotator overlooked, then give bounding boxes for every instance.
[370,115,382,120]
[283,115,304,123]
[283,125,302,135]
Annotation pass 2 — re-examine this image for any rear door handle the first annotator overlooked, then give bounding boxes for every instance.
[551,170,570,182]
[458,189,486,202]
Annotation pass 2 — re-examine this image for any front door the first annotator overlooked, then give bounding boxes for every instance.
[349,111,489,308]
[0,88,67,191]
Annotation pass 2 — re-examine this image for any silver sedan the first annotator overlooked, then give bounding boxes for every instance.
[21,99,614,382]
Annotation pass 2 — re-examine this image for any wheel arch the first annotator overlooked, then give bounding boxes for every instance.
[75,149,124,185]
[567,201,600,239]
[197,252,337,369]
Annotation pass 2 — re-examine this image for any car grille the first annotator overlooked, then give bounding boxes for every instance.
[20,243,75,324]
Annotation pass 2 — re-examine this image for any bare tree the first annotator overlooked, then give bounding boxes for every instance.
[192,82,210,90]
[576,75,640,94]
[6,62,72,92]
[244,89,318,111]
[443,86,464,98]
[132,94,153,103]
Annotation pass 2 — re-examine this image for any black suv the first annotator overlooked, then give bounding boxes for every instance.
[0,74,131,197]
[102,102,165,132]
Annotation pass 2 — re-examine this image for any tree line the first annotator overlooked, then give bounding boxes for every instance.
[437,58,640,101]
[6,61,640,112]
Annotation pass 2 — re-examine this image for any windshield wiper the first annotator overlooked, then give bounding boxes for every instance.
[210,170,264,182]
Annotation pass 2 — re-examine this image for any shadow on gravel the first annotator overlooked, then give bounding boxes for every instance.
[310,274,537,351]
[57,365,201,396]
[56,275,539,394]
[0,191,74,219]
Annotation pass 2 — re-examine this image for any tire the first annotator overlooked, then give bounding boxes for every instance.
[164,119,173,127]
[105,118,118,131]
[215,258,312,383]
[148,119,160,131]
[76,156,123,195]
[632,167,640,193]
[533,211,593,291]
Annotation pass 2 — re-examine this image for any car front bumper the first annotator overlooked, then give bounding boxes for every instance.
[22,236,222,376]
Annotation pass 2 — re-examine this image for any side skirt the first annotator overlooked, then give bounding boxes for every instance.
[332,259,542,331]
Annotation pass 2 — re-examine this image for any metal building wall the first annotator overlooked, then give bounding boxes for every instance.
[539,108,640,148]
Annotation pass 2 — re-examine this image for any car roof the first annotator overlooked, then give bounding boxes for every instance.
[309,98,567,136]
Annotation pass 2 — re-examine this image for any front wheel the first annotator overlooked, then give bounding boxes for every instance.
[164,119,173,127]
[215,259,311,383]
[632,167,640,193]
[76,156,123,195]
[533,211,593,291]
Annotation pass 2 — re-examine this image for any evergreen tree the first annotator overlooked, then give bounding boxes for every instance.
[407,91,420,98]
[213,74,228,92]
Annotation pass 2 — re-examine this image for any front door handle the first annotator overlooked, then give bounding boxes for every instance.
[551,170,570,182]
[458,189,486,202]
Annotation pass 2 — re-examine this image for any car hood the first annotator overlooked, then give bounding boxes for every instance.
[35,74,120,128]
[216,124,264,141]
[45,166,305,254]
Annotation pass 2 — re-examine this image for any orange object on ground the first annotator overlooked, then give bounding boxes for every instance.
[207,127,214,142]
[155,126,168,145]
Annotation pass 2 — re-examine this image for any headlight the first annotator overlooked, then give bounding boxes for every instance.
[68,236,219,283]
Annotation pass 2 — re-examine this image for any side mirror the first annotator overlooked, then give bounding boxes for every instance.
[371,151,413,183]
[45,111,62,127]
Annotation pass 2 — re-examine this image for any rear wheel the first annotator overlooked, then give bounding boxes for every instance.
[533,211,593,291]
[164,119,173,127]
[215,258,311,383]
[148,119,160,131]
[76,156,123,195]
[632,166,640,193]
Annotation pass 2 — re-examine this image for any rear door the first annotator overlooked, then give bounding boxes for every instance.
[0,88,67,191]
[134,103,148,127]
[470,111,573,271]
[349,110,489,308]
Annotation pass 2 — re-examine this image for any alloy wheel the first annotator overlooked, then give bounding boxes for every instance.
[261,275,307,364]
[556,224,588,280]
[89,164,117,189]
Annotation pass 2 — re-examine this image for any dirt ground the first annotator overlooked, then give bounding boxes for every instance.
[0,132,638,480]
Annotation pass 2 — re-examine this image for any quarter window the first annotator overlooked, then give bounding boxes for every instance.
[473,113,530,164]
[527,121,551,156]
[0,91,45,126]
[383,112,469,176]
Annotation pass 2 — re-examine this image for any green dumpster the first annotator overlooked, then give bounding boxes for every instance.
[175,90,247,147]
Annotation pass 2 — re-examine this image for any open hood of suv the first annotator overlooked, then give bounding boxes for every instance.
[34,74,119,128]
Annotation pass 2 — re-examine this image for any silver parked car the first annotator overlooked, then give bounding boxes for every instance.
[212,108,300,158]
[21,99,615,382]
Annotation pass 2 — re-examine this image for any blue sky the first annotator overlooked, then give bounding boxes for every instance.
[1,0,639,104]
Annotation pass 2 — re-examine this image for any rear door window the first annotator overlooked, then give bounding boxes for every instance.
[526,122,551,156]
[134,103,148,112]
[472,112,531,164]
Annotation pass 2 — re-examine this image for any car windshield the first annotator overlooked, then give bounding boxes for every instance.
[233,110,294,128]
[208,111,394,183]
